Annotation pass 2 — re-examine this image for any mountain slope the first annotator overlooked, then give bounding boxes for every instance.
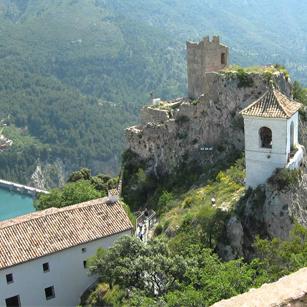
[0,0,306,185]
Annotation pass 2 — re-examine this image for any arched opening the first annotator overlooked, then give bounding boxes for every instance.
[259,127,272,148]
[221,53,226,65]
[290,121,294,149]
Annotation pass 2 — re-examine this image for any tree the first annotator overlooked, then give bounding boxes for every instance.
[89,236,187,296]
[34,180,102,210]
[254,224,307,281]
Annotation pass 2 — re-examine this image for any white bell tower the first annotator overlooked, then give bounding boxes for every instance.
[241,85,303,188]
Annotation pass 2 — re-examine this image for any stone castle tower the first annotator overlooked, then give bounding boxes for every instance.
[187,36,229,99]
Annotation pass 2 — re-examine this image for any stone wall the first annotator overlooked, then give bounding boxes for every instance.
[187,36,229,99]
[211,267,307,307]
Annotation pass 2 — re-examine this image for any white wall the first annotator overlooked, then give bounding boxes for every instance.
[244,116,290,188]
[286,112,299,153]
[0,230,131,307]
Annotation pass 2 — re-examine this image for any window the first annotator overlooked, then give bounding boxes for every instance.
[6,273,13,284]
[5,295,20,307]
[259,127,272,148]
[81,247,87,253]
[45,286,55,300]
[83,260,87,269]
[221,53,226,65]
[43,262,50,272]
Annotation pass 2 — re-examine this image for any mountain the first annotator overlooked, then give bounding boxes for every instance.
[0,0,306,185]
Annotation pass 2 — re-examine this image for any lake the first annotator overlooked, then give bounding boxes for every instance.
[0,188,35,221]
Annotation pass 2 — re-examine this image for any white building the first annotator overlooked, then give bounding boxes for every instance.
[241,86,303,188]
[0,198,133,307]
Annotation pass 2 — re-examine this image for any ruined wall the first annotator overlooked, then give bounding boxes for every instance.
[187,36,229,99]
[140,106,170,124]
[212,267,307,307]
[126,72,291,176]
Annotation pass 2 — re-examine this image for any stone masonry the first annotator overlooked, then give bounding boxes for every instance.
[187,36,229,99]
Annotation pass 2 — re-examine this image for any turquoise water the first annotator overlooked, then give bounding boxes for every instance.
[0,188,35,221]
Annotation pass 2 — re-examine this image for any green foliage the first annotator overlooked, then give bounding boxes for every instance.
[268,168,301,191]
[34,180,103,210]
[293,81,307,105]
[156,191,174,213]
[293,81,307,121]
[236,68,254,88]
[122,150,158,210]
[0,1,307,183]
[86,229,307,306]
[254,224,307,282]
[34,167,121,210]
[89,236,187,297]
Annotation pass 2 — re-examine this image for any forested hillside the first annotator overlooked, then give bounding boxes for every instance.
[0,0,306,185]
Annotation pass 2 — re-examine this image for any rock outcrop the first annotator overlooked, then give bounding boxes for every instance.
[219,166,307,260]
[126,71,291,176]
[29,159,66,189]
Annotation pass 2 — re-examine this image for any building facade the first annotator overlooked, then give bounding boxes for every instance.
[241,86,303,188]
[187,36,229,99]
[0,198,133,307]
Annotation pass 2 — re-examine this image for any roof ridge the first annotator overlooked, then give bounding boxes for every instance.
[271,89,288,117]
[272,89,297,117]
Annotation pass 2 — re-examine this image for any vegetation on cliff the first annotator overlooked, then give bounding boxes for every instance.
[84,225,307,306]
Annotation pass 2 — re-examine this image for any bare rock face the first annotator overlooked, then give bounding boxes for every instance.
[262,171,307,240]
[221,168,307,260]
[29,159,66,189]
[226,216,244,257]
[126,71,291,176]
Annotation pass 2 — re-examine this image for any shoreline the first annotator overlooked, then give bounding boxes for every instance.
[0,179,49,198]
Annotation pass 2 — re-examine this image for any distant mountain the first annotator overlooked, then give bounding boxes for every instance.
[0,0,306,185]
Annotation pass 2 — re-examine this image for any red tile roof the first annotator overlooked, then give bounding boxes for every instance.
[240,88,301,118]
[0,198,133,270]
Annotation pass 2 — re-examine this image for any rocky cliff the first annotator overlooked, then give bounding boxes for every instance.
[220,165,307,260]
[126,69,291,176]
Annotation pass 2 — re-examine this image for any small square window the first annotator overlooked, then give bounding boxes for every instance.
[82,247,86,253]
[6,273,13,284]
[45,286,55,300]
[43,262,50,272]
[83,260,87,268]
[5,295,20,307]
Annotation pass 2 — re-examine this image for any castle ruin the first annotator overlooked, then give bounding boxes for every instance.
[187,36,229,99]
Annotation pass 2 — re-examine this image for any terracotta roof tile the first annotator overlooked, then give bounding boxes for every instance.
[240,88,302,119]
[0,198,133,270]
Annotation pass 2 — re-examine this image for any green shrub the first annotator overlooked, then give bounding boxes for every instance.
[268,168,301,190]
[237,69,254,88]
[154,224,163,236]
